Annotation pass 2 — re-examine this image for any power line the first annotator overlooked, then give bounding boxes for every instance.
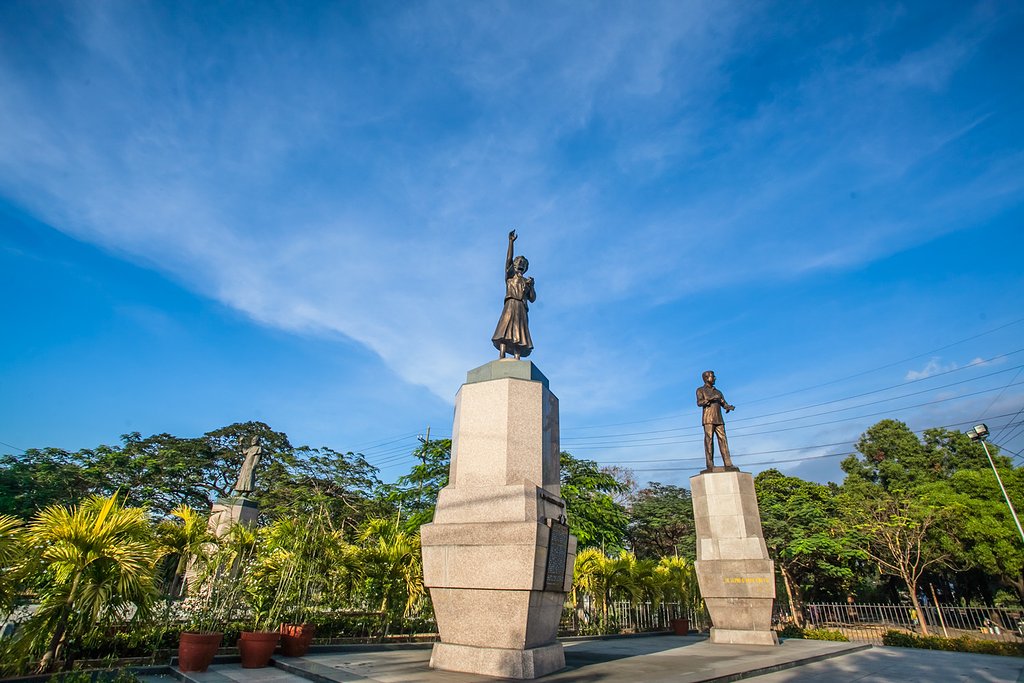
[562,362,1023,445]
[569,326,1024,431]
[563,354,1024,440]
[990,383,1024,441]
[356,433,421,453]
[0,440,26,453]
[626,452,850,472]
[581,416,1024,464]
[564,400,1024,451]
[742,316,1024,407]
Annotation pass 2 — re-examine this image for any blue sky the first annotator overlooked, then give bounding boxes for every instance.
[1,1,1022,487]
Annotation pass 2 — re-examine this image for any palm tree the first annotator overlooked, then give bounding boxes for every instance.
[19,494,159,673]
[572,549,643,629]
[655,556,703,622]
[0,514,25,619]
[356,517,425,638]
[156,504,214,598]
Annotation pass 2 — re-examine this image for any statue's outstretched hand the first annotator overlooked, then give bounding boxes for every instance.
[508,229,517,241]
[725,404,735,412]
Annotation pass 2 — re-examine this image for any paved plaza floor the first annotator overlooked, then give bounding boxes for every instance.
[140,633,1024,683]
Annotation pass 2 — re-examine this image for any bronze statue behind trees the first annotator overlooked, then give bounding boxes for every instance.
[233,435,263,496]
[696,370,735,471]
[492,229,535,360]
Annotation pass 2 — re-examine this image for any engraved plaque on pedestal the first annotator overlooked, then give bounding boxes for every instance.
[544,520,570,591]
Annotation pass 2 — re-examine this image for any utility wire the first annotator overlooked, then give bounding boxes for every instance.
[582,415,1024,464]
[627,452,850,472]
[0,440,26,454]
[564,368,1024,446]
[569,325,1024,431]
[563,353,1024,440]
[742,316,1024,407]
[565,393,1024,449]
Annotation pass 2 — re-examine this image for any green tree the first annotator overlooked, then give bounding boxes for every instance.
[627,483,696,560]
[257,446,381,534]
[385,438,452,530]
[0,515,25,618]
[0,449,97,518]
[155,504,214,599]
[356,517,425,638]
[918,467,1024,603]
[755,469,858,623]
[842,420,1005,491]
[655,555,703,619]
[17,495,159,673]
[560,452,629,552]
[844,489,955,635]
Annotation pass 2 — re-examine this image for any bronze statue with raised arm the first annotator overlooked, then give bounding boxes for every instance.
[696,370,736,471]
[491,229,536,360]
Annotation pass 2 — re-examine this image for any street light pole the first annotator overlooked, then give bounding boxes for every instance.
[969,424,1024,546]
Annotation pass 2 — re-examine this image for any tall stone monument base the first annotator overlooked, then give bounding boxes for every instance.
[208,496,259,538]
[691,470,778,646]
[422,360,576,679]
[430,642,565,679]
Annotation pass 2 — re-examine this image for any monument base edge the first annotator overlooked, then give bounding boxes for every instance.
[709,627,780,646]
[429,641,565,679]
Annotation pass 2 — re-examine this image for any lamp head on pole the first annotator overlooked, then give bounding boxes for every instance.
[968,423,990,442]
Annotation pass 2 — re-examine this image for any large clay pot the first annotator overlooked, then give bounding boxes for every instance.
[238,630,281,668]
[671,617,690,635]
[279,623,316,657]
[178,631,222,672]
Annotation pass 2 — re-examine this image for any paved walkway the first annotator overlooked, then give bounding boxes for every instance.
[160,636,1024,683]
[745,645,1024,682]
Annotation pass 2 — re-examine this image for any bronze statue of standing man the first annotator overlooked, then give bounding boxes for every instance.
[233,436,263,497]
[696,370,736,471]
[492,230,535,360]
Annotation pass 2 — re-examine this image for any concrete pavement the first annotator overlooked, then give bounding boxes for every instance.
[154,634,1024,683]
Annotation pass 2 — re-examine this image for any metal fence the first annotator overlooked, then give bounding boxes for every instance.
[785,602,1024,644]
[560,601,710,636]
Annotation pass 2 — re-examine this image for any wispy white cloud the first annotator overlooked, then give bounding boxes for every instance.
[0,0,1020,412]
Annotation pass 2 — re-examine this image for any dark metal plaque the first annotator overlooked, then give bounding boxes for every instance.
[544,520,570,591]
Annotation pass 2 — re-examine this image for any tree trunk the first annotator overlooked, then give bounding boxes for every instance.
[36,616,68,673]
[906,579,929,636]
[780,565,803,627]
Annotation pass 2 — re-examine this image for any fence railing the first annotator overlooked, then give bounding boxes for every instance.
[560,601,710,636]
[782,602,1024,644]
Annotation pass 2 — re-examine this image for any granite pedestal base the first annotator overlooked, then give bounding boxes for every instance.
[430,642,566,679]
[208,496,258,538]
[691,470,778,646]
[422,360,576,679]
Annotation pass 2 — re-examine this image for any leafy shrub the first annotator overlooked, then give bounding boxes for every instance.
[777,624,805,639]
[76,625,178,660]
[881,630,1024,657]
[803,628,849,642]
[777,624,848,641]
[51,672,92,683]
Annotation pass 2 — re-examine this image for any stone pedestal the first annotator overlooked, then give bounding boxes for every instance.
[691,470,778,646]
[421,359,576,679]
[208,496,259,538]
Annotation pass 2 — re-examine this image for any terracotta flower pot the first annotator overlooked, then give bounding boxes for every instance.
[178,631,223,672]
[671,617,690,635]
[279,623,316,657]
[238,630,281,668]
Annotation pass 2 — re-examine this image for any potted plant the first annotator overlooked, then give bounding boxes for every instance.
[276,510,347,656]
[238,524,292,668]
[176,518,249,672]
[657,556,701,636]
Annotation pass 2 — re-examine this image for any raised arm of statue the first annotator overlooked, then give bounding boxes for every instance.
[505,229,517,279]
